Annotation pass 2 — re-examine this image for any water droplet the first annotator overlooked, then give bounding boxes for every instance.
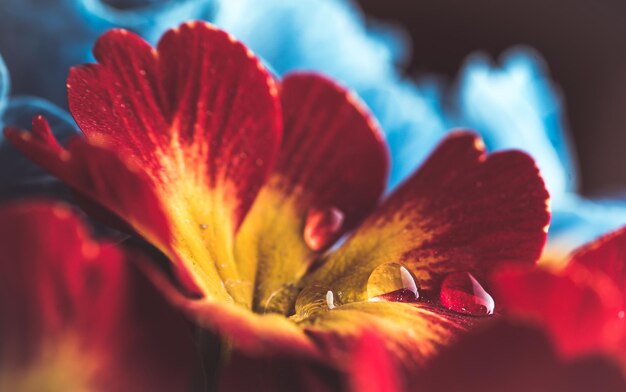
[199,223,208,230]
[326,290,336,309]
[440,272,494,316]
[618,310,625,319]
[294,284,340,319]
[303,207,344,251]
[367,262,419,302]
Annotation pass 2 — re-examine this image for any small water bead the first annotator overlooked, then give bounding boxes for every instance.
[294,284,341,319]
[367,263,420,303]
[440,272,494,316]
[303,207,345,251]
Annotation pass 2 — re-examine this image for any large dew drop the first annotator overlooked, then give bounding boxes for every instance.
[367,262,420,303]
[303,207,344,251]
[440,272,494,316]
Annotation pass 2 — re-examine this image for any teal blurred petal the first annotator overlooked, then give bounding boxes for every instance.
[549,194,626,253]
[453,47,578,201]
[0,54,9,116]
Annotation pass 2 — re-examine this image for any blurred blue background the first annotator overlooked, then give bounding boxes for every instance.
[1,0,625,256]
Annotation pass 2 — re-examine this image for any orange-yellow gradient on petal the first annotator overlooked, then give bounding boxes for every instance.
[235,73,388,313]
[4,22,554,380]
[303,132,550,303]
[8,22,283,306]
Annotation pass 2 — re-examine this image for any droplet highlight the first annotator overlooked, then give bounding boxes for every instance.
[367,262,419,303]
[440,272,494,316]
[303,207,344,251]
[294,284,340,319]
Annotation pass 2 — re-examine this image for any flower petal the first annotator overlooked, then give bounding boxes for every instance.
[0,202,195,391]
[493,264,624,359]
[567,225,626,294]
[417,321,626,392]
[300,301,478,376]
[0,97,79,202]
[137,256,319,358]
[68,22,281,305]
[348,329,402,392]
[0,53,8,115]
[9,22,282,304]
[305,131,550,303]
[69,22,281,231]
[218,352,342,392]
[235,73,388,312]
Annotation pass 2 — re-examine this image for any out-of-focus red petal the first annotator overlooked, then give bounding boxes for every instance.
[305,131,550,302]
[567,226,626,296]
[218,352,342,392]
[416,321,626,392]
[235,73,388,312]
[0,202,195,391]
[348,329,402,392]
[493,265,624,359]
[4,118,176,260]
[67,21,281,231]
[136,257,320,358]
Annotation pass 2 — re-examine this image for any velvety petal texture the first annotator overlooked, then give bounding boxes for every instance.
[8,22,283,306]
[305,131,550,301]
[451,49,626,257]
[0,202,195,391]
[235,73,388,312]
[4,22,557,384]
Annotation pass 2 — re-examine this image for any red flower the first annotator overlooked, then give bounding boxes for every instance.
[0,202,196,391]
[5,21,550,385]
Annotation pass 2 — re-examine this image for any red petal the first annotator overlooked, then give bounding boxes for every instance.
[218,353,342,392]
[493,265,624,358]
[277,73,387,229]
[68,22,282,230]
[0,202,195,391]
[4,118,173,255]
[348,329,402,392]
[306,131,550,300]
[567,226,626,296]
[417,321,626,392]
[235,73,389,312]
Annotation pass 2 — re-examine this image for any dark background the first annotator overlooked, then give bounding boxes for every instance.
[358,0,626,197]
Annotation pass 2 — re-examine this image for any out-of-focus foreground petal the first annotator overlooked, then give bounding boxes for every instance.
[568,226,626,292]
[494,226,626,366]
[417,321,626,392]
[218,352,342,392]
[0,97,80,201]
[0,202,196,391]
